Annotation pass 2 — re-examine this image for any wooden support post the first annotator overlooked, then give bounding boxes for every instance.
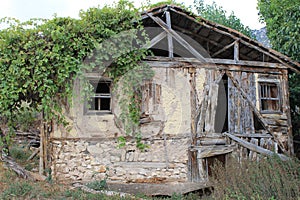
[39,111,48,175]
[282,70,294,156]
[165,11,173,58]
[39,112,45,175]
[234,40,239,62]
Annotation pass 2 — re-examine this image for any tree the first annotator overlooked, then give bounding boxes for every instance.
[194,0,255,39]
[258,0,300,134]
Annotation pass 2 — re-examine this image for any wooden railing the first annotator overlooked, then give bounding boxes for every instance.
[224,132,289,161]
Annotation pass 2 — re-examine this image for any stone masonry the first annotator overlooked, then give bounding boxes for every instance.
[51,137,189,183]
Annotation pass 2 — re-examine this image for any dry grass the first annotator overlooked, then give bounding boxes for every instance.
[210,155,300,200]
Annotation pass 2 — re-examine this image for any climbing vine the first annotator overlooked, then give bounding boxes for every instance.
[0,0,153,149]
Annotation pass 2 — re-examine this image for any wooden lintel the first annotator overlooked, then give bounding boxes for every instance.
[234,40,239,62]
[166,11,173,58]
[226,71,287,154]
[144,31,167,49]
[146,13,207,62]
[212,41,235,57]
[224,132,289,161]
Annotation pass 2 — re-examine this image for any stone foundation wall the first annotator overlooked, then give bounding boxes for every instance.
[51,137,189,183]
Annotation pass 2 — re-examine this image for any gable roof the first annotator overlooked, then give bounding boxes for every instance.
[142,5,300,72]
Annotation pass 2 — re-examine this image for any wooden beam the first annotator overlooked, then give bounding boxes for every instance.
[145,56,288,69]
[232,133,273,138]
[165,11,173,58]
[146,13,207,63]
[211,41,235,57]
[190,145,234,158]
[226,71,287,154]
[224,132,289,161]
[143,31,167,49]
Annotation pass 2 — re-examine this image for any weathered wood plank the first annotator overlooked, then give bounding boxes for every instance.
[199,138,227,145]
[226,71,287,154]
[224,132,289,161]
[191,145,234,158]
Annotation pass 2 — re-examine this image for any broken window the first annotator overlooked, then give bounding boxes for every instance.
[259,82,281,113]
[86,79,111,113]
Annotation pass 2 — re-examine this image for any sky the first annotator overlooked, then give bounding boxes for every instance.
[0,0,264,30]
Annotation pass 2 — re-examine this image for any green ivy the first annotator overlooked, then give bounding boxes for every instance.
[0,0,153,149]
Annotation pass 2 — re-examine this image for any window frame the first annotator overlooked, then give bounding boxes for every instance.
[258,80,282,114]
[84,76,112,115]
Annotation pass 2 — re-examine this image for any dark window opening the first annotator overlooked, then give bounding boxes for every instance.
[259,82,280,112]
[215,74,228,133]
[87,80,111,112]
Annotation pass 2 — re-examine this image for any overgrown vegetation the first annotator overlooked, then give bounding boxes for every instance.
[211,156,300,199]
[0,0,153,150]
[194,0,255,39]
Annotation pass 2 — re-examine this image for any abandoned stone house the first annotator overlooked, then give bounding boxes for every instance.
[49,5,300,188]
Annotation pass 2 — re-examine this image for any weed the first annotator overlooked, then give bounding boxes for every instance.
[211,155,300,199]
[1,182,33,199]
[86,179,108,191]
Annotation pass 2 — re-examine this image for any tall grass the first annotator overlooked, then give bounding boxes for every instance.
[211,155,300,199]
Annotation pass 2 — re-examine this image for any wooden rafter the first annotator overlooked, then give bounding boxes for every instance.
[211,41,235,57]
[146,13,207,63]
[144,31,167,49]
[172,25,224,49]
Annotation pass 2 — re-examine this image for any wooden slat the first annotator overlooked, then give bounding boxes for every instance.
[224,132,289,161]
